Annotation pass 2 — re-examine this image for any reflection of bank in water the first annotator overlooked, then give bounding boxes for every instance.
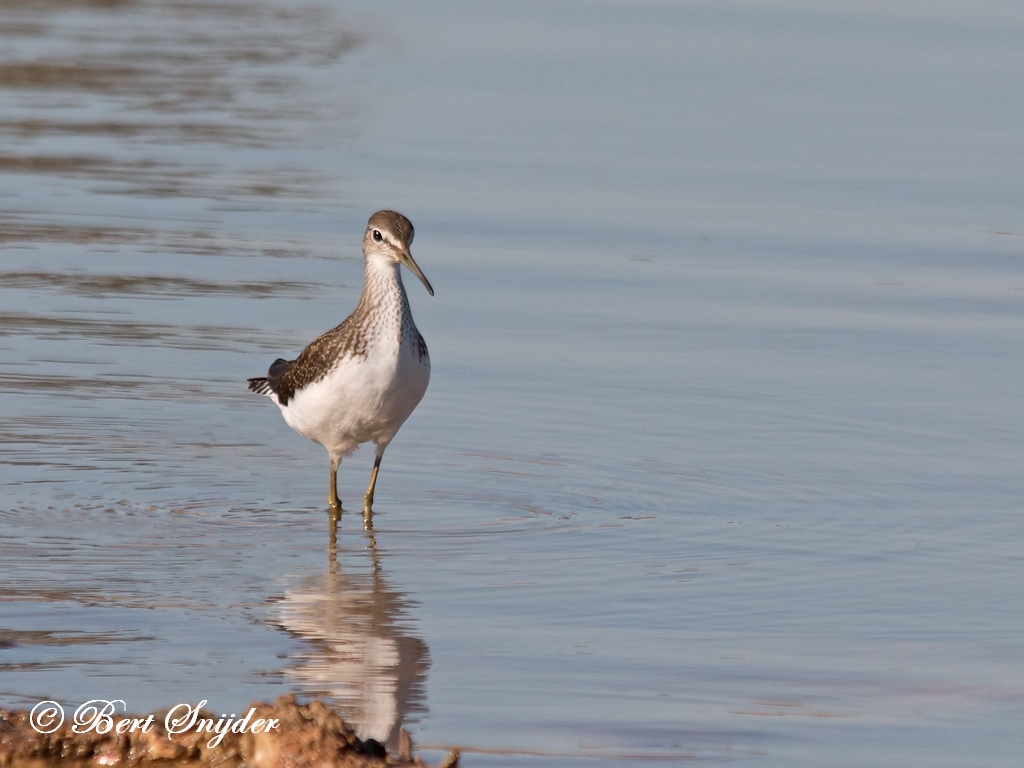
[275,525,429,748]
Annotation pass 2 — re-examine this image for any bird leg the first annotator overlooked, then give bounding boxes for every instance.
[362,453,383,526]
[329,456,342,512]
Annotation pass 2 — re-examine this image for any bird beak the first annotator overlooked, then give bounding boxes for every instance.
[399,249,434,296]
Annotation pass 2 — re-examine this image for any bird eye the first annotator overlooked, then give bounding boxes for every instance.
[372,230,383,242]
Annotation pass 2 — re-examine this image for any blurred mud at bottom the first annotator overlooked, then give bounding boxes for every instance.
[0,695,458,768]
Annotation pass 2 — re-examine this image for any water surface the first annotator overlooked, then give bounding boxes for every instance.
[2,1,1023,766]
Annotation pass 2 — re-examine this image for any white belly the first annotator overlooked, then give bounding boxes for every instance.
[278,341,430,458]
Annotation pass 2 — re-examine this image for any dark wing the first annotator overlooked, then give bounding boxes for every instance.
[247,357,294,397]
[268,357,294,386]
[247,310,369,406]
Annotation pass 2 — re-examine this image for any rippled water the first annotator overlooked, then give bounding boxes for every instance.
[2,1,1024,766]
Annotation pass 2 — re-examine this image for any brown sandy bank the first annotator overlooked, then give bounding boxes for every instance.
[0,696,457,768]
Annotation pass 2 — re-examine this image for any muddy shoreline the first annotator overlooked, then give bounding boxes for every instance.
[0,696,456,768]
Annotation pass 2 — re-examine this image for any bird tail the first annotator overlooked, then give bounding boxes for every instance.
[248,358,294,399]
[247,377,273,396]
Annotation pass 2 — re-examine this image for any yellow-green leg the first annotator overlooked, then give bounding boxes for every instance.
[363,454,383,527]
[329,456,341,512]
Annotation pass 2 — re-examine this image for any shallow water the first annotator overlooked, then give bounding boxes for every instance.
[2,1,1024,765]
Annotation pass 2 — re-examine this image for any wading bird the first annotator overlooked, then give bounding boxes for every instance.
[248,210,432,527]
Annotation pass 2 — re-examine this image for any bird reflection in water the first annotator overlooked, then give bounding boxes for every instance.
[276,513,429,749]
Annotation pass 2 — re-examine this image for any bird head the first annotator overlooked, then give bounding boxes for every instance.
[363,210,434,296]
